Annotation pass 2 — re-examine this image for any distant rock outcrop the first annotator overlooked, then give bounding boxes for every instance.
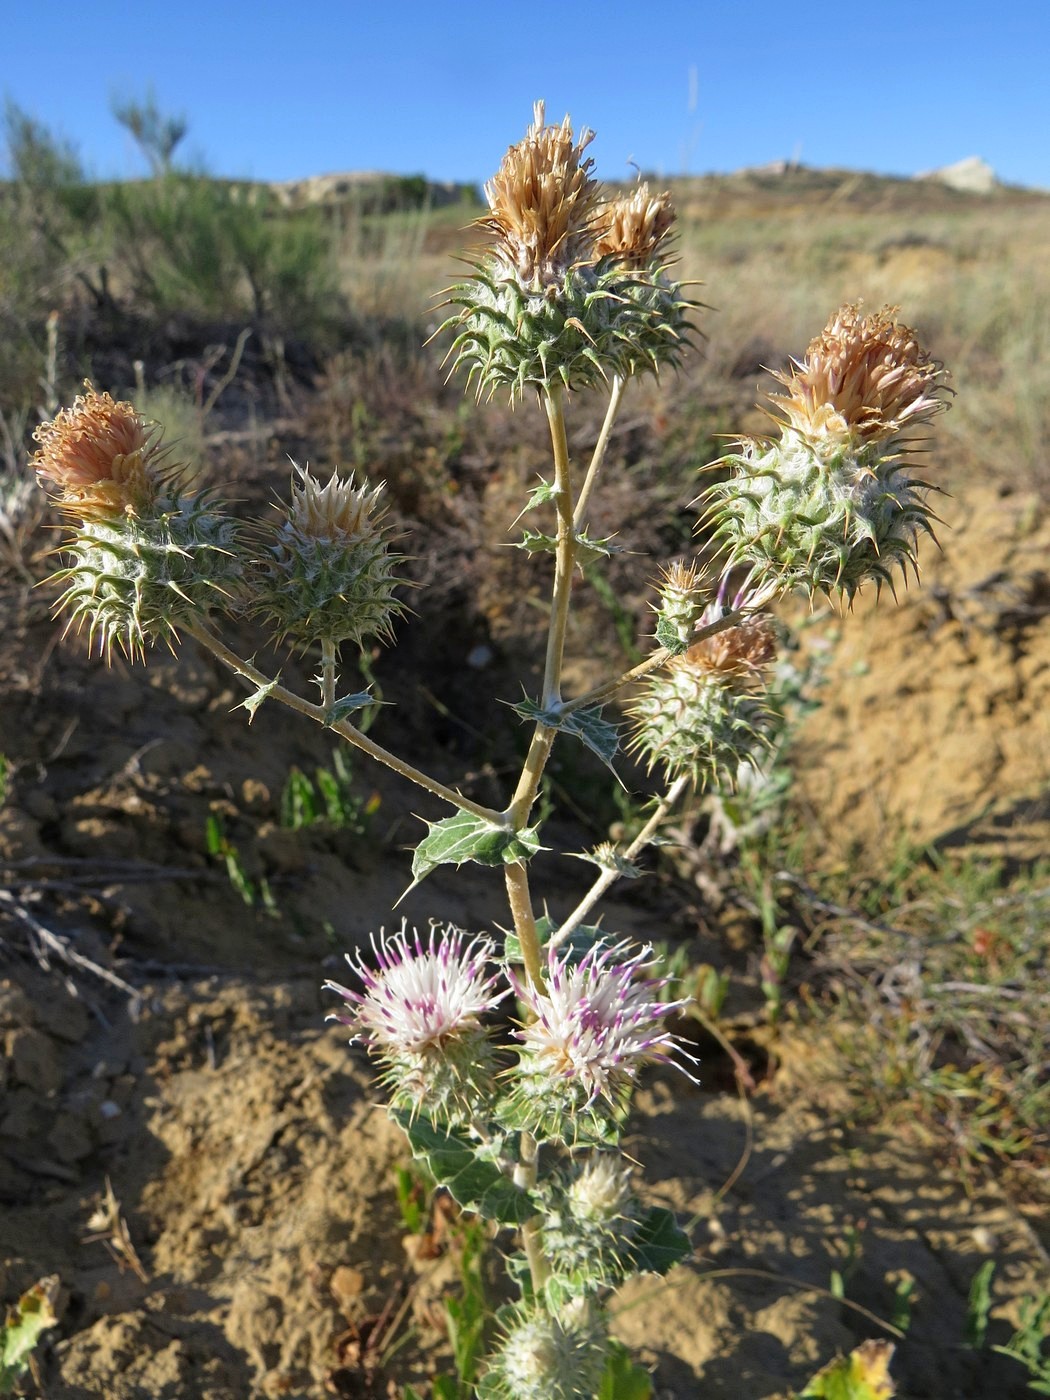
[915,156,997,193]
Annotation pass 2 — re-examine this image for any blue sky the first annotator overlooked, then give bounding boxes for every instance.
[3,1,1047,189]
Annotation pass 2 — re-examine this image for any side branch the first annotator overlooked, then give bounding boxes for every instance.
[185,622,502,824]
[552,772,692,948]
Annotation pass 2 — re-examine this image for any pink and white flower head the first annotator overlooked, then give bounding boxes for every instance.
[325,922,506,1122]
[510,939,694,1111]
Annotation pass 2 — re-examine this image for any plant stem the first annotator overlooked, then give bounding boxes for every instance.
[504,860,545,992]
[573,374,626,530]
[185,621,502,824]
[551,772,692,948]
[320,637,337,711]
[517,1132,550,1291]
[540,385,576,709]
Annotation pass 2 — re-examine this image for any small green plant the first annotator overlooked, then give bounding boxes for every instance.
[795,1339,896,1399]
[1,1277,59,1395]
[994,1292,1050,1395]
[965,1259,996,1349]
[204,811,277,914]
[280,747,378,833]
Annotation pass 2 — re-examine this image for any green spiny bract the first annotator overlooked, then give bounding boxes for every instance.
[52,487,242,659]
[377,1029,498,1129]
[441,258,692,402]
[251,466,406,653]
[483,1301,609,1400]
[708,429,937,601]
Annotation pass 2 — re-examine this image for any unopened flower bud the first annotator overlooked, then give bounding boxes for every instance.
[654,559,707,652]
[253,464,406,653]
[486,1301,609,1400]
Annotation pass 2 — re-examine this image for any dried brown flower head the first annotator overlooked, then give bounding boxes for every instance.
[672,614,777,689]
[479,100,601,288]
[33,384,159,516]
[593,183,676,269]
[772,304,947,445]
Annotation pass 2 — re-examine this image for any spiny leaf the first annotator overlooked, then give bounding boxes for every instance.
[568,844,641,878]
[409,810,542,890]
[239,675,280,722]
[512,698,620,772]
[628,1206,692,1277]
[655,614,690,654]
[323,691,375,726]
[393,1112,534,1225]
[516,528,558,556]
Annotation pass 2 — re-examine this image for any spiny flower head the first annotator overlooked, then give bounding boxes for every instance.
[594,183,676,269]
[440,104,697,400]
[480,99,600,290]
[567,1151,634,1224]
[287,462,387,542]
[707,303,951,600]
[631,574,776,787]
[35,386,241,659]
[653,558,707,652]
[509,939,690,1110]
[252,463,406,652]
[325,922,506,1123]
[326,922,505,1056]
[485,1300,609,1400]
[33,384,160,517]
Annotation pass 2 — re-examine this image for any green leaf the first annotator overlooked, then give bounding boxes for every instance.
[324,691,375,726]
[410,811,542,890]
[599,1341,653,1400]
[1,1277,59,1393]
[239,675,279,721]
[628,1206,692,1276]
[655,614,690,655]
[796,1341,896,1399]
[512,698,620,772]
[574,531,617,567]
[516,528,557,556]
[523,477,557,511]
[394,1112,534,1225]
[569,844,641,878]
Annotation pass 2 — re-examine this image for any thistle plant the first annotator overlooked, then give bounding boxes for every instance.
[33,104,950,1397]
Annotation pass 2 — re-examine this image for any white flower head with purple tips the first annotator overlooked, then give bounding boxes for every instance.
[510,938,694,1104]
[325,921,507,1062]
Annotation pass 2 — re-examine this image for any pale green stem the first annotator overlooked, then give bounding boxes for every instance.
[185,621,502,824]
[503,860,546,993]
[319,637,337,711]
[551,772,692,949]
[516,1133,550,1290]
[540,384,576,709]
[573,374,627,531]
